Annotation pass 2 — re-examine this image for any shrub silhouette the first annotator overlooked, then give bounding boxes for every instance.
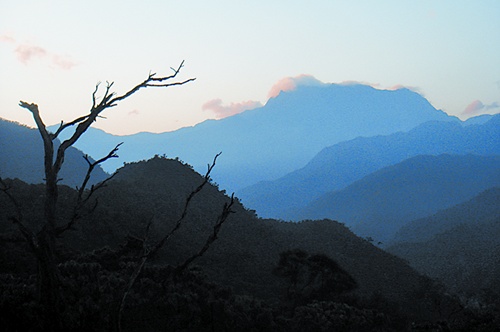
[274,249,357,307]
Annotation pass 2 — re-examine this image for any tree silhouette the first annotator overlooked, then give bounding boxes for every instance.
[1,61,195,331]
[274,249,357,308]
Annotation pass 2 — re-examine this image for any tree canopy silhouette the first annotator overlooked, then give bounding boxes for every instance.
[274,249,357,307]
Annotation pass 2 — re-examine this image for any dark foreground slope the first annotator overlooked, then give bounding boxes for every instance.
[0,157,488,330]
[84,157,432,308]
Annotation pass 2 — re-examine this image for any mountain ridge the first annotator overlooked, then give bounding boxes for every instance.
[50,84,458,191]
[386,187,500,297]
[238,114,500,219]
[295,154,500,244]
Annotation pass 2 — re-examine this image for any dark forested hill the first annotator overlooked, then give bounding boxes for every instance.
[53,84,457,192]
[387,188,500,298]
[295,154,500,244]
[84,157,432,306]
[238,114,500,219]
[0,156,458,325]
[0,118,109,188]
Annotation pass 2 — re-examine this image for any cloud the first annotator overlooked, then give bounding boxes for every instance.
[51,54,78,70]
[267,74,325,99]
[15,44,47,64]
[0,34,16,44]
[128,109,140,116]
[1,34,77,70]
[387,84,422,93]
[202,99,263,119]
[462,99,500,115]
[339,81,422,94]
[339,80,381,88]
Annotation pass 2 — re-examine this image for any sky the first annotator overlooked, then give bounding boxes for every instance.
[1,1,499,135]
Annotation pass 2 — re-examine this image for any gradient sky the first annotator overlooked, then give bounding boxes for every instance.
[1,1,499,135]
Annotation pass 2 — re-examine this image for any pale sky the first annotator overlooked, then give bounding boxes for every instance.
[1,1,499,135]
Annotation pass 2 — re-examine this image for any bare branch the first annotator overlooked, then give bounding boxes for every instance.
[55,143,122,235]
[49,61,194,176]
[0,177,36,250]
[50,114,92,140]
[92,82,101,108]
[117,153,226,331]
[176,193,235,272]
[145,78,196,88]
[149,152,221,256]
[108,61,195,106]
[19,102,55,177]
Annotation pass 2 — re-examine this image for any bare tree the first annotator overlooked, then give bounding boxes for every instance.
[5,61,195,330]
[116,152,235,332]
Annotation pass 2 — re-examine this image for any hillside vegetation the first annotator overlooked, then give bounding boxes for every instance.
[1,156,481,331]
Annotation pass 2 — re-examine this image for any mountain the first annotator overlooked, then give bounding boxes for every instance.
[295,154,500,244]
[238,114,500,219]
[391,187,500,244]
[0,118,109,188]
[387,188,500,297]
[463,113,495,126]
[53,84,457,192]
[0,156,458,323]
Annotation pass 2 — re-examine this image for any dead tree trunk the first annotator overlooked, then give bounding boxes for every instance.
[12,61,194,330]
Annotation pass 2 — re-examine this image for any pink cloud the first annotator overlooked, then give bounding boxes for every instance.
[51,54,78,70]
[0,34,16,44]
[202,98,263,119]
[463,100,484,115]
[15,44,47,64]
[128,109,140,116]
[462,100,499,115]
[3,35,77,70]
[267,74,325,99]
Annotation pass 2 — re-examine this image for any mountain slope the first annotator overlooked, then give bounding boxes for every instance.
[295,154,500,244]
[238,114,500,219]
[387,188,500,296]
[0,156,452,321]
[92,157,459,319]
[0,118,109,188]
[54,84,456,191]
[391,187,500,244]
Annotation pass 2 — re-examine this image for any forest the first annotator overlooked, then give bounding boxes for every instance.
[1,155,499,331]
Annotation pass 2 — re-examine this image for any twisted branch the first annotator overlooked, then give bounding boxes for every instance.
[55,143,123,235]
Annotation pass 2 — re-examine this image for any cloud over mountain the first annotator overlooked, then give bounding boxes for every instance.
[267,74,325,98]
[202,98,263,119]
[339,81,422,94]
[463,99,499,115]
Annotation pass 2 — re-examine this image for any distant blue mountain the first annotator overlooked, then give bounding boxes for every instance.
[238,114,500,219]
[53,84,457,191]
[295,154,500,244]
[0,118,108,188]
[387,187,500,296]
[390,187,500,245]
